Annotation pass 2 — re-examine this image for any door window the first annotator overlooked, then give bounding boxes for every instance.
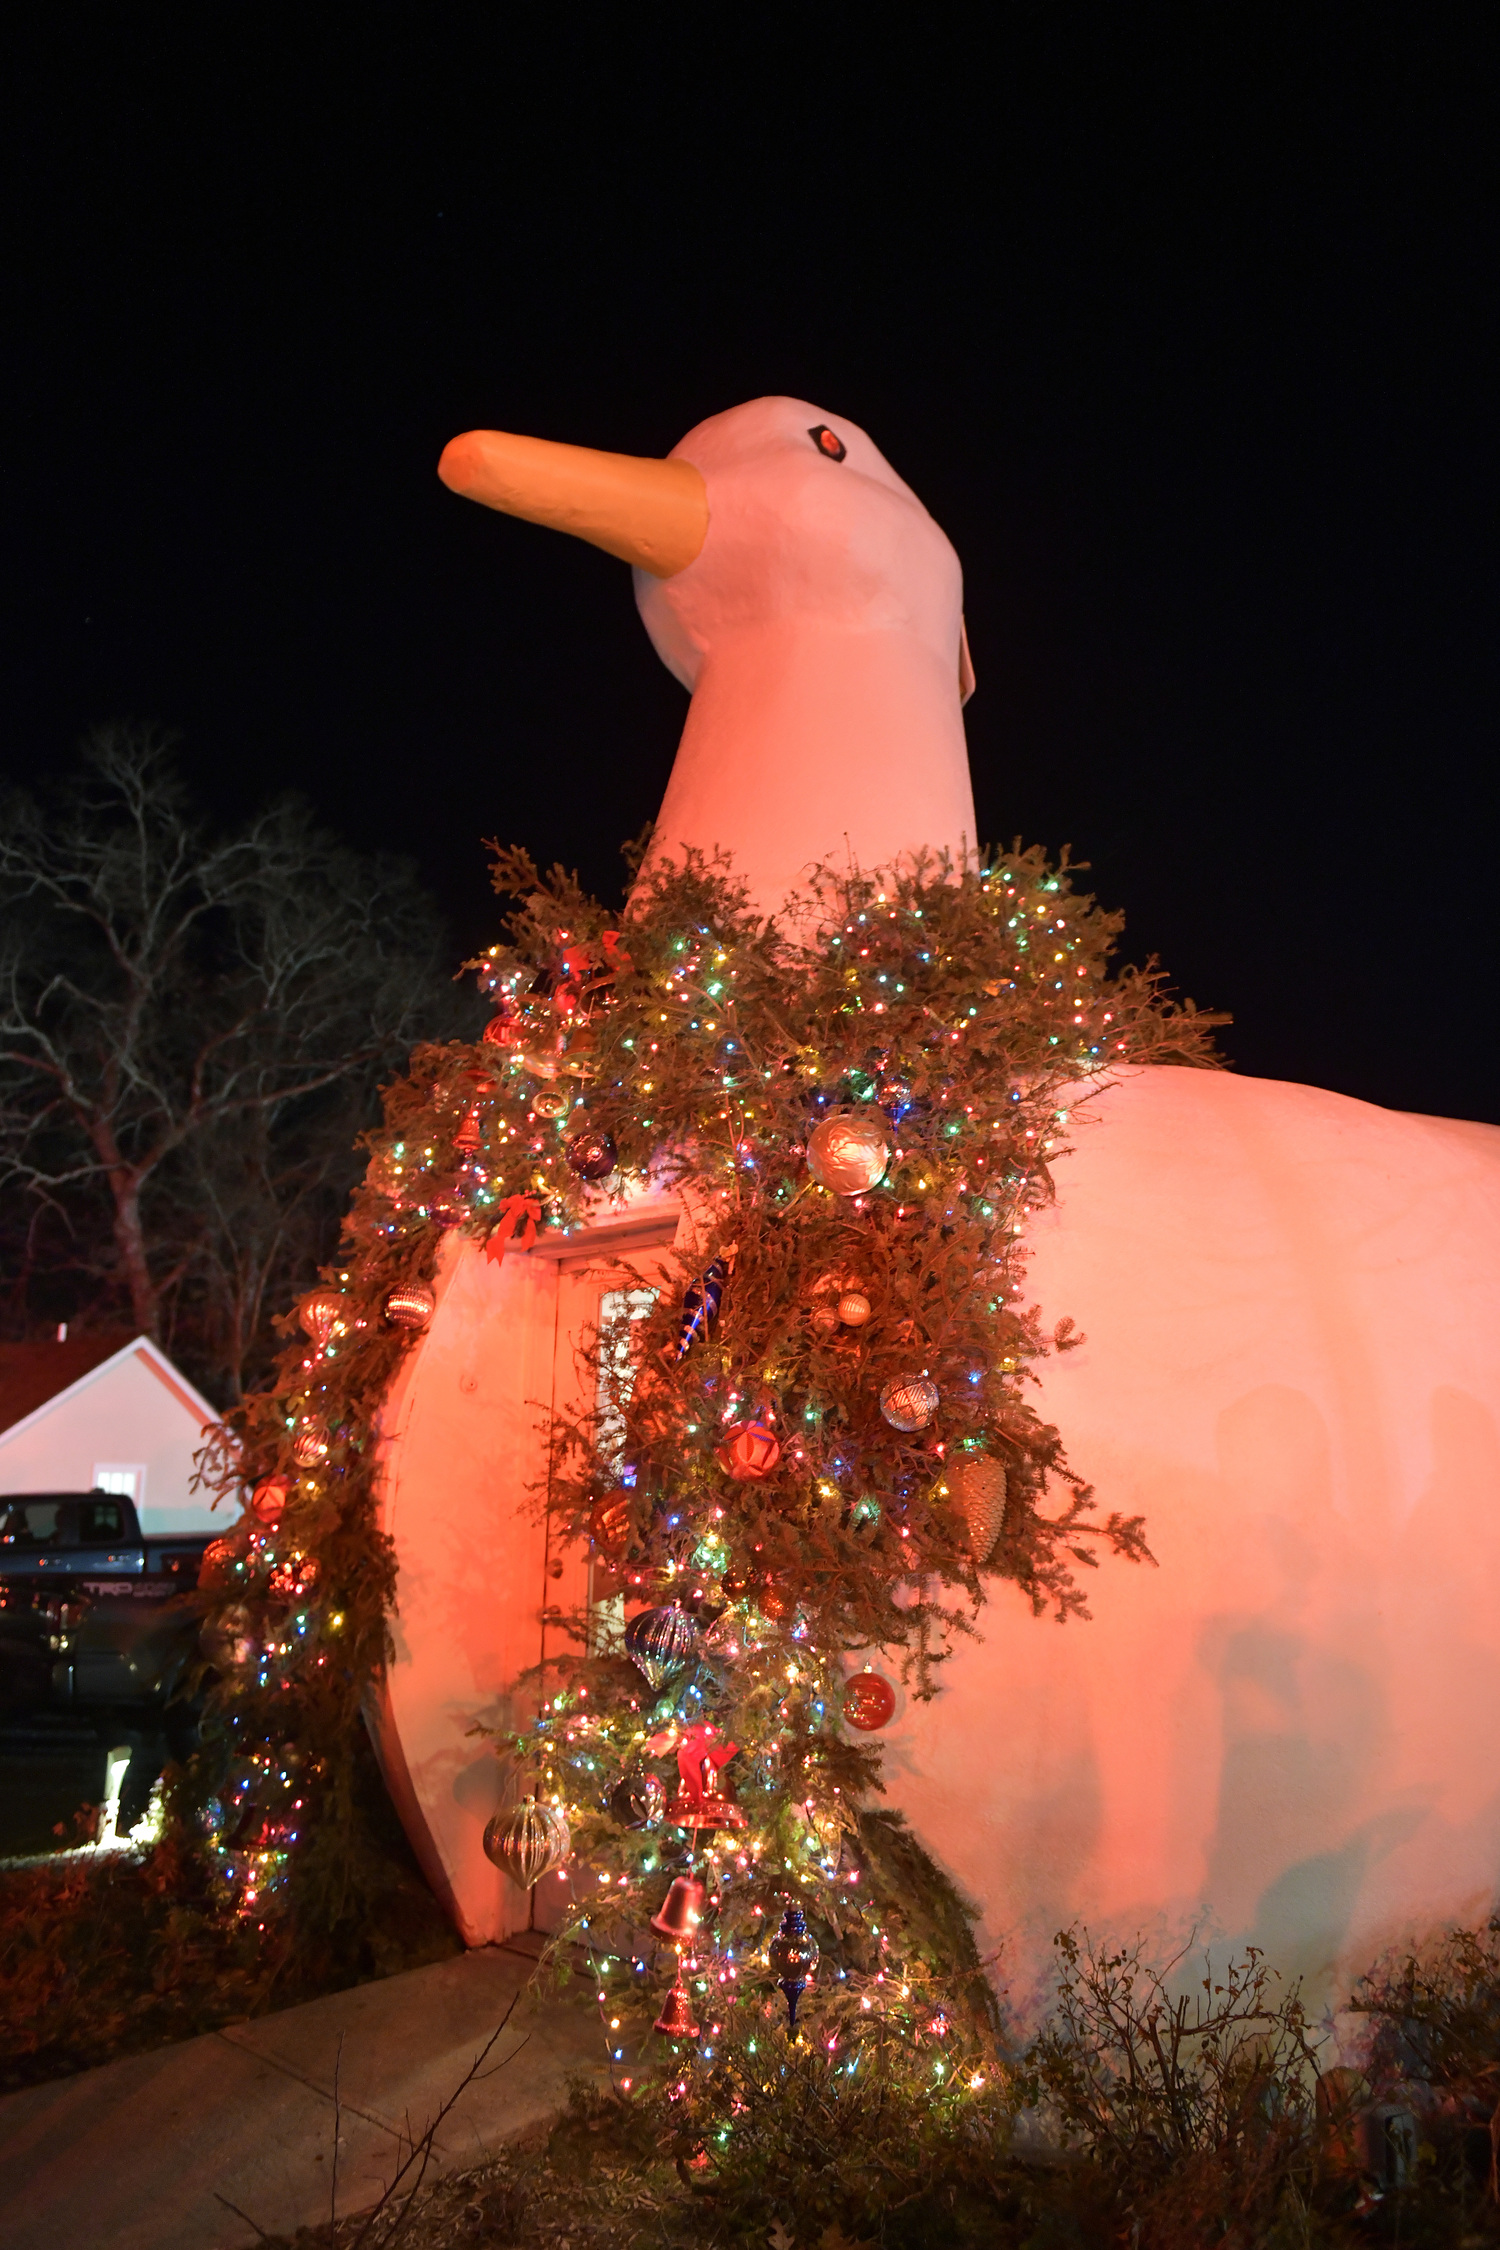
[596,1286,657,1471]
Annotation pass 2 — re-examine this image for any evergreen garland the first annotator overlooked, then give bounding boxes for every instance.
[191,841,1223,2089]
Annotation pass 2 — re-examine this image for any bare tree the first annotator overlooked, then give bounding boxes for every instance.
[0,725,470,1398]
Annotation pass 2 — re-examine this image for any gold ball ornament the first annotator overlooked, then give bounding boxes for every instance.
[384,1281,436,1330]
[837,1291,872,1326]
[879,1375,940,1432]
[298,1289,343,1348]
[482,1795,572,1889]
[806,1110,892,1196]
[946,1454,1009,1564]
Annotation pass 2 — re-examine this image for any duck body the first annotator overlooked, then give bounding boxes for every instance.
[377,397,1500,2006]
[373,1068,1500,2002]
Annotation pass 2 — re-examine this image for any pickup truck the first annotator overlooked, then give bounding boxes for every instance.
[0,1490,211,1770]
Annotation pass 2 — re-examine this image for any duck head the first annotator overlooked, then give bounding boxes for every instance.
[440,397,977,917]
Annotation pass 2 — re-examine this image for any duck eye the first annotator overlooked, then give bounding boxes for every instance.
[807,425,847,462]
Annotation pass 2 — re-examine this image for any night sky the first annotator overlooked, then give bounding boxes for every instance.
[3,15,1494,1119]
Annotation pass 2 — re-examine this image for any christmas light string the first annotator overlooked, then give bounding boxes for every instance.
[191,841,1224,2138]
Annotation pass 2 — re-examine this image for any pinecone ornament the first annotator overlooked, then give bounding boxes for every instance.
[947,1454,1008,1564]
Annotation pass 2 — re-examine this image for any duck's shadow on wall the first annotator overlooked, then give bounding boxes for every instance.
[1194,1381,1500,1987]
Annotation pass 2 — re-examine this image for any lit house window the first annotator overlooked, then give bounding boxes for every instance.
[93,1464,146,1505]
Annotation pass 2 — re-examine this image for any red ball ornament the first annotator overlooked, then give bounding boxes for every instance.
[198,1535,241,1593]
[565,1126,618,1181]
[716,1419,782,1482]
[250,1476,291,1527]
[268,1552,320,1600]
[843,1670,897,1730]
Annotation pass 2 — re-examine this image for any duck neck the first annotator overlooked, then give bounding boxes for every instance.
[646,621,977,919]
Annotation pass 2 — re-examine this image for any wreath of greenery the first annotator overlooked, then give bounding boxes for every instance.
[192,840,1224,2101]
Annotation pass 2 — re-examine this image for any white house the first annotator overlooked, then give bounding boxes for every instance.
[0,1334,227,1534]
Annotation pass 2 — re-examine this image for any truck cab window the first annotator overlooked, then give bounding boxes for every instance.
[0,1502,62,1547]
[78,1499,126,1541]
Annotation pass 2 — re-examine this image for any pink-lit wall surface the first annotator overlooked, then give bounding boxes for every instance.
[888,1064,1500,2009]
[374,1062,1500,2001]
[371,1239,560,1943]
[371,1194,683,1944]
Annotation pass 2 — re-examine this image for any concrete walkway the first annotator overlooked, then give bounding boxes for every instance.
[0,1942,604,2250]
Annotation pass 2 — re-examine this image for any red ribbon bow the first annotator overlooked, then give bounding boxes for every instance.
[484,1195,542,1258]
[674,1721,738,1802]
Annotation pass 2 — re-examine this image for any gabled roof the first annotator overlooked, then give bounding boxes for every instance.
[0,1336,138,1436]
[0,1335,220,1447]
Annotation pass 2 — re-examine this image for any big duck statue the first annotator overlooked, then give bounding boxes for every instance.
[374,399,1500,2007]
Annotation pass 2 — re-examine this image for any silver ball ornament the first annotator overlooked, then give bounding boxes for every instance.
[482,1795,571,1888]
[806,1111,892,1196]
[879,1375,940,1432]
